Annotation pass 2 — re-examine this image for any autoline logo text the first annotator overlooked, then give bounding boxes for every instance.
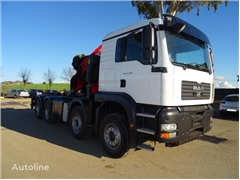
[11,163,49,171]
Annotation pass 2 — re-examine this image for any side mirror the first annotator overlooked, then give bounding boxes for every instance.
[143,26,155,60]
[143,26,155,49]
[172,23,186,34]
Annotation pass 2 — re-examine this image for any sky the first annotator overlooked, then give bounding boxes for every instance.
[1,1,239,88]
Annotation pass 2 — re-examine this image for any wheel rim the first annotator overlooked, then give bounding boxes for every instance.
[104,123,121,150]
[72,114,82,134]
[35,100,40,116]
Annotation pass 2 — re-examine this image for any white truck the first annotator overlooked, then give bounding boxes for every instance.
[31,14,214,158]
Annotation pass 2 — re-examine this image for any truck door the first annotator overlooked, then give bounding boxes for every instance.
[115,30,161,105]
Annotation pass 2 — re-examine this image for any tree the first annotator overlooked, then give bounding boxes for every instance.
[131,0,228,19]
[43,68,57,89]
[60,66,75,83]
[18,68,32,90]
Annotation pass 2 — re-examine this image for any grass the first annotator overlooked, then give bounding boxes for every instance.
[1,83,70,94]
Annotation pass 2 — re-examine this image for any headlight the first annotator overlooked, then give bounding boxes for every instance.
[161,124,177,131]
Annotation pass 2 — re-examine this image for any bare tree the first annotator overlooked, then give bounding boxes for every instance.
[43,68,57,89]
[18,68,31,90]
[60,66,75,83]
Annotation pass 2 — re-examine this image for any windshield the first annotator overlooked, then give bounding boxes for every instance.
[165,32,211,73]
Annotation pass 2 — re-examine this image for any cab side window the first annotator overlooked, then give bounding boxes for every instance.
[115,30,157,65]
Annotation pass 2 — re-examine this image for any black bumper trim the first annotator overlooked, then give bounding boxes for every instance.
[157,105,213,144]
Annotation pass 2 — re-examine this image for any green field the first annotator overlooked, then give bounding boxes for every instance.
[1,83,70,94]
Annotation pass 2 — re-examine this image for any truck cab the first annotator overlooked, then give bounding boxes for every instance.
[99,15,214,106]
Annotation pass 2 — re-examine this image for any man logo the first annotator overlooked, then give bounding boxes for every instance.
[197,91,201,97]
[193,85,204,91]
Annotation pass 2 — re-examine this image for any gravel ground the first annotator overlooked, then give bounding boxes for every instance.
[1,98,239,179]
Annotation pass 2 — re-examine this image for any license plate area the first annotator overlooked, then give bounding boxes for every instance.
[227,109,237,112]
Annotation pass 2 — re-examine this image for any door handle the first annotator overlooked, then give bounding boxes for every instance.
[120,79,126,88]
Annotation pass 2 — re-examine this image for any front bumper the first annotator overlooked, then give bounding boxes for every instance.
[157,105,213,145]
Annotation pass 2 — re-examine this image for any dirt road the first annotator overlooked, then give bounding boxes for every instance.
[1,98,239,178]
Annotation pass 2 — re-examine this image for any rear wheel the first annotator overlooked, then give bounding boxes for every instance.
[99,113,129,158]
[35,98,42,119]
[14,94,17,98]
[69,106,87,139]
[43,100,56,123]
[4,94,7,98]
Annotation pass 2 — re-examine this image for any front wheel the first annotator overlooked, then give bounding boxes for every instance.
[99,113,129,158]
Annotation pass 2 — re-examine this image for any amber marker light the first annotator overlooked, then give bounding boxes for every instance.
[161,133,170,138]
[161,132,177,138]
[130,123,134,128]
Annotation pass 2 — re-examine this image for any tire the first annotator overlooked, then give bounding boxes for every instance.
[4,94,7,98]
[35,98,42,119]
[99,113,129,158]
[14,94,17,98]
[43,100,56,123]
[69,106,87,139]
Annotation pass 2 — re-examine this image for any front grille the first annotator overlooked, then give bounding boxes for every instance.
[182,81,211,100]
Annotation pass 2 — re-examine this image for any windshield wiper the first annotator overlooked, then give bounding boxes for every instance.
[195,63,211,73]
[195,66,209,72]
[172,62,210,72]
[172,62,196,70]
